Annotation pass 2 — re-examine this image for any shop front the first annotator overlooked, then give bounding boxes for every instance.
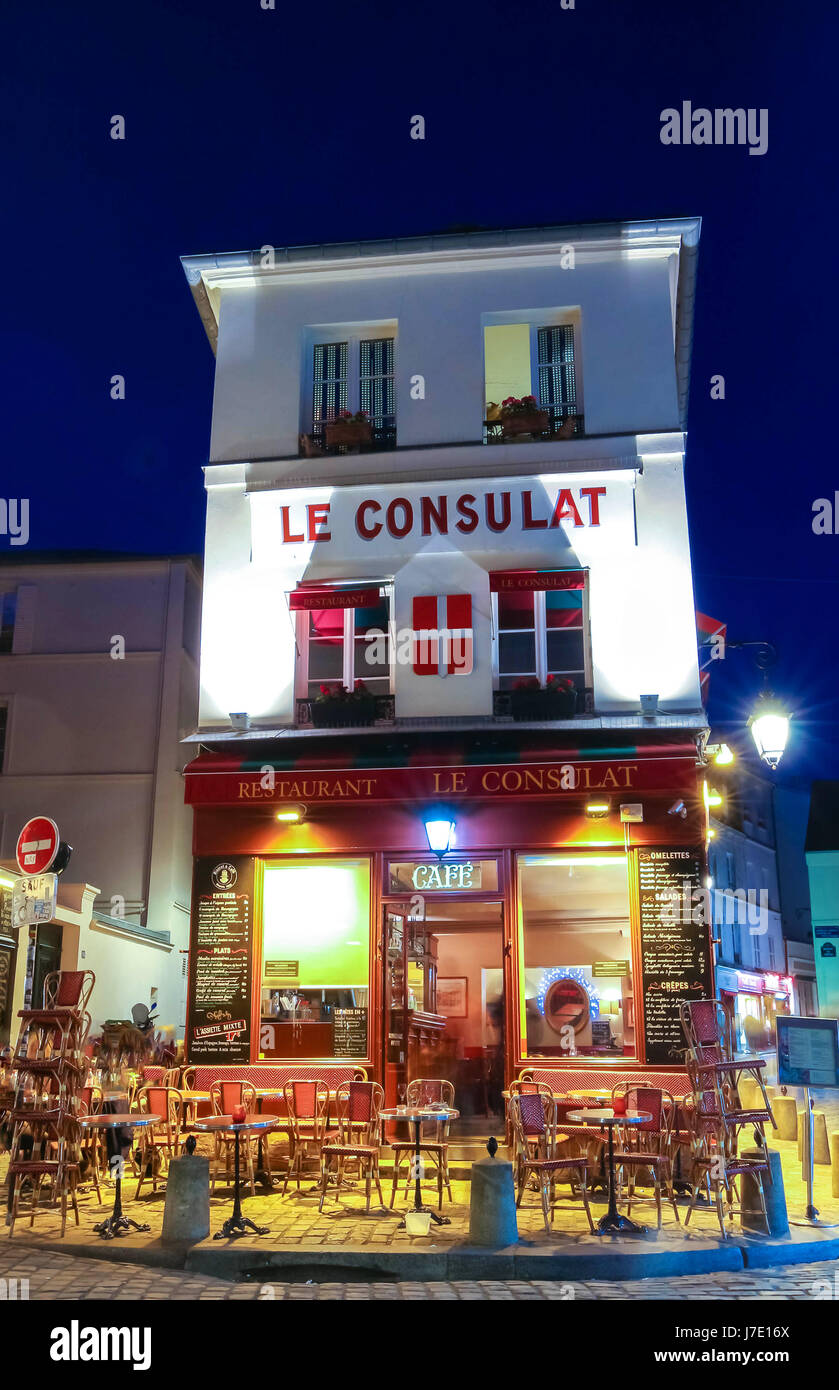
[715,964,793,1054]
[184,731,710,1118]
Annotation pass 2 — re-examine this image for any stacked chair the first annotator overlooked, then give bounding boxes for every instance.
[6,970,95,1237]
[679,997,775,1238]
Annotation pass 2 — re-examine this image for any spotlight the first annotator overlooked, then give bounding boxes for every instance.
[585,800,610,819]
[275,804,306,823]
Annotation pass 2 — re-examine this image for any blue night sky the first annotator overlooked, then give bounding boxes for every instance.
[4,0,837,782]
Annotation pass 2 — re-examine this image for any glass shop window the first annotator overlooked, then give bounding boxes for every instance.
[259,858,371,1060]
[518,853,635,1060]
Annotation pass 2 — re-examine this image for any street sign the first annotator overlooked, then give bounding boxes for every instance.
[11,874,58,929]
[15,817,60,875]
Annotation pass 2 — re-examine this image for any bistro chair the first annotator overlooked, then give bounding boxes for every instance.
[320,1081,385,1213]
[389,1078,455,1211]
[7,1116,83,1239]
[507,1080,554,1178]
[134,1085,182,1197]
[684,1145,771,1239]
[508,1092,595,1236]
[209,1080,262,1196]
[283,1079,330,1194]
[78,1083,104,1202]
[43,970,95,1016]
[680,998,776,1138]
[610,1084,680,1228]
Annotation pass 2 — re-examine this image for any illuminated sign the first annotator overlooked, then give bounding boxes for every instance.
[411,861,480,891]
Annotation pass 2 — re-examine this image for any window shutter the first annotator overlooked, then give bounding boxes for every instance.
[412,595,439,675]
[312,342,348,444]
[445,594,472,675]
[537,326,577,426]
[360,338,395,447]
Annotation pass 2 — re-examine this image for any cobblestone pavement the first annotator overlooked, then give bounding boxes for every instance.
[2,1248,838,1299]
[2,1133,837,1250]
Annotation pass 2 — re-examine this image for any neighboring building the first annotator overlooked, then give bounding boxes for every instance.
[774,782,818,1015]
[0,554,201,1034]
[707,751,797,1053]
[180,218,713,1120]
[805,781,839,1019]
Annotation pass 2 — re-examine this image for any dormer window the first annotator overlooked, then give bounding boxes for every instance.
[305,331,396,454]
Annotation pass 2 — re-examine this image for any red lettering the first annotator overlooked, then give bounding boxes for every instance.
[356,500,382,540]
[522,490,548,530]
[307,503,331,542]
[420,495,449,536]
[550,489,584,528]
[281,506,304,544]
[485,491,511,532]
[579,486,606,526]
[386,497,413,538]
[455,493,478,533]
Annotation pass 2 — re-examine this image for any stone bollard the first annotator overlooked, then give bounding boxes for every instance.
[797,1109,831,1165]
[740,1148,789,1237]
[831,1134,839,1198]
[469,1140,518,1248]
[738,1077,760,1111]
[161,1151,210,1245]
[773,1095,798,1141]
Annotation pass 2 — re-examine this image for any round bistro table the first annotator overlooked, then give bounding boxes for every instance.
[379,1106,459,1227]
[81,1112,159,1239]
[193,1114,279,1239]
[566,1108,652,1235]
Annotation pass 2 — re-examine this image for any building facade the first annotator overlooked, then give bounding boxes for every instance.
[805,781,839,1019]
[181,219,713,1119]
[0,555,201,1032]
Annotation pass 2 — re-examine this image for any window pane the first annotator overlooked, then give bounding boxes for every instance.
[360,338,396,447]
[519,853,634,1059]
[483,323,532,408]
[545,590,583,629]
[308,640,343,682]
[499,631,536,674]
[354,601,389,636]
[497,591,535,631]
[260,859,370,1060]
[546,629,585,674]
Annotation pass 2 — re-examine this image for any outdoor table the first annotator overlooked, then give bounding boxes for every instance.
[193,1114,279,1239]
[379,1106,459,1227]
[81,1112,159,1239]
[567,1108,653,1235]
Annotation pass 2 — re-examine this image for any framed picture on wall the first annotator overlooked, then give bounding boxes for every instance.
[437,977,468,1018]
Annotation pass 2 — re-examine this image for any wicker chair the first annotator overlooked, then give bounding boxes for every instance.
[389,1079,455,1211]
[320,1081,385,1213]
[134,1085,182,1197]
[208,1080,261,1196]
[508,1092,595,1235]
[283,1079,330,1194]
[610,1085,680,1228]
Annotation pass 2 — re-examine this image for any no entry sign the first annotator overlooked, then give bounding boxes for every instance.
[16,817,60,875]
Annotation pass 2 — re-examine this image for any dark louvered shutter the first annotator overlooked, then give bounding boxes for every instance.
[312,342,348,446]
[360,338,396,448]
[537,326,578,433]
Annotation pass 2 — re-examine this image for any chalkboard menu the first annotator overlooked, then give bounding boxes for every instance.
[0,886,12,934]
[638,848,711,1066]
[333,1007,368,1058]
[188,857,254,1064]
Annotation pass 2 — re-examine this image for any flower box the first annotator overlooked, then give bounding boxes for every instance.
[324,420,373,449]
[501,410,550,438]
[310,696,378,727]
[509,686,577,721]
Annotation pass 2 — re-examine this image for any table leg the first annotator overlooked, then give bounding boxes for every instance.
[595,1123,647,1235]
[395,1118,450,1228]
[214,1130,270,1239]
[93,1169,150,1239]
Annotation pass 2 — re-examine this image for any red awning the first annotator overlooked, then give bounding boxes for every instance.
[288,586,381,611]
[489,569,586,592]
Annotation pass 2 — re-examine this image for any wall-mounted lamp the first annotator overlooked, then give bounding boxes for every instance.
[703,783,723,809]
[748,693,791,771]
[424,814,456,857]
[585,799,610,819]
[639,693,659,717]
[712,742,735,766]
[275,804,306,823]
[229,711,250,732]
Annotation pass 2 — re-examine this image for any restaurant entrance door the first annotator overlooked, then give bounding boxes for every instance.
[382,899,505,1137]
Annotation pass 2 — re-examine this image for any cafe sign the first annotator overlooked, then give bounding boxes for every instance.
[411,861,481,891]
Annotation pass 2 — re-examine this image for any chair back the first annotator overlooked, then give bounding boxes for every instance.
[509,1092,558,1159]
[137,1085,182,1129]
[283,1079,329,1142]
[509,1079,553,1101]
[613,1084,673,1154]
[210,1080,257,1117]
[680,998,727,1066]
[142,1065,166,1084]
[162,1068,181,1088]
[406,1077,455,1139]
[180,1066,196,1090]
[43,969,95,1013]
[79,1084,103,1117]
[334,1080,384,1145]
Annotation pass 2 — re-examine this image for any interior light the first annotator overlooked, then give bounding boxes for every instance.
[749,695,791,770]
[0,872,16,890]
[424,816,456,857]
[585,800,610,819]
[275,803,306,823]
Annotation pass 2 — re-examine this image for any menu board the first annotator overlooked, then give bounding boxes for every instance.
[637,848,712,1066]
[333,1007,368,1058]
[0,886,12,933]
[188,857,254,1064]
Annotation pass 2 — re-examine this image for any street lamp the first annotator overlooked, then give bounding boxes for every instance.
[748,692,791,770]
[424,814,456,858]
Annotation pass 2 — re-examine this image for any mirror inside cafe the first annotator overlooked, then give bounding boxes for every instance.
[257,851,635,1133]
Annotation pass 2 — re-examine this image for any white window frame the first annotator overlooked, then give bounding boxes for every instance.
[490,584,592,690]
[295,584,395,699]
[302,324,397,438]
[481,310,584,424]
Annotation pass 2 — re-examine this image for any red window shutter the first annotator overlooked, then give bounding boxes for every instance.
[412,595,439,675]
[445,594,473,675]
